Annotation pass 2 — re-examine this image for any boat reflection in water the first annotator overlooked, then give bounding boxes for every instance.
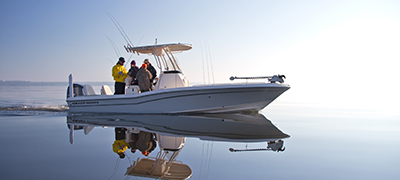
[67,112,289,179]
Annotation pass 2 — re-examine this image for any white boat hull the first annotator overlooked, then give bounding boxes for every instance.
[67,83,289,114]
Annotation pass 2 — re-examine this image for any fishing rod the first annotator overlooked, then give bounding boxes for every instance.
[200,41,206,84]
[106,35,130,68]
[200,40,211,84]
[206,41,215,84]
[104,10,134,48]
[137,34,145,46]
[105,10,138,69]
[105,35,121,57]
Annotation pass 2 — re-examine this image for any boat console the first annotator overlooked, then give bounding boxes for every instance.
[154,71,189,90]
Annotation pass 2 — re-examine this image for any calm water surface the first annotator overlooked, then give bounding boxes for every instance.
[0,85,399,180]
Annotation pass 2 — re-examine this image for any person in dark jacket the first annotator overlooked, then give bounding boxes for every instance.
[143,59,157,84]
[128,60,139,85]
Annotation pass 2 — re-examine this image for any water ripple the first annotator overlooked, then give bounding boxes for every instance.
[0,105,69,116]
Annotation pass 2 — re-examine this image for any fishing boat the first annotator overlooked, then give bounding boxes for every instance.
[66,43,290,114]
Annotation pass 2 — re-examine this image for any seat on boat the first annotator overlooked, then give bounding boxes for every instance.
[83,84,96,96]
[101,85,113,95]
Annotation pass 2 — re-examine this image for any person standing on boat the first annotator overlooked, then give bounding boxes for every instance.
[136,64,152,92]
[144,59,157,85]
[112,57,128,94]
[128,60,139,85]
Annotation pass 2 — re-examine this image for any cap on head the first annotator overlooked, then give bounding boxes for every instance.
[119,57,125,62]
[143,59,149,64]
[131,60,136,65]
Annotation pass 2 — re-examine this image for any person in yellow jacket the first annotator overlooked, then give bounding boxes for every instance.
[112,57,128,94]
[113,127,129,159]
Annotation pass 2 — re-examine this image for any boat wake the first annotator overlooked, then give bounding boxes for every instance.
[0,105,69,116]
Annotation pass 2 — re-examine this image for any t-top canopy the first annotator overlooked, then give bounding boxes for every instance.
[125,43,192,56]
[125,43,192,72]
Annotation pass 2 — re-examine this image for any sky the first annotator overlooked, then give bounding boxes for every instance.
[1,0,400,108]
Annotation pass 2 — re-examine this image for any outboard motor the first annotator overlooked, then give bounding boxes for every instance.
[66,83,84,98]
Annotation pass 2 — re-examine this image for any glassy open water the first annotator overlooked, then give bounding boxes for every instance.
[0,85,399,180]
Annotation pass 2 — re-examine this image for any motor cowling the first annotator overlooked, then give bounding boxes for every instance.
[66,83,84,98]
